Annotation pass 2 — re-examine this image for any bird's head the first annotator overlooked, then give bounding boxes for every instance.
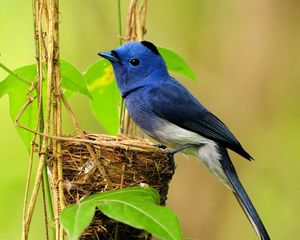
[98,41,169,96]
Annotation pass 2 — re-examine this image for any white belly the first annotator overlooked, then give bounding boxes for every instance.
[152,118,229,184]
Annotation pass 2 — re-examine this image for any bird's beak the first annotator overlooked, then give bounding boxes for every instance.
[97,51,121,63]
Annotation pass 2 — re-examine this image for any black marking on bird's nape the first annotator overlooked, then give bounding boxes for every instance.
[141,41,160,55]
[111,50,121,61]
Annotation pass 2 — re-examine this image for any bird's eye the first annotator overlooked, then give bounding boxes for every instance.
[129,58,140,66]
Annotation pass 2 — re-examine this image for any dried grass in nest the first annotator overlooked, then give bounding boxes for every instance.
[48,134,175,239]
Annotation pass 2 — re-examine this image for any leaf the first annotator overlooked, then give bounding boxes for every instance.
[60,204,95,240]
[60,59,92,99]
[84,60,120,134]
[82,186,161,205]
[0,77,9,97]
[0,60,91,151]
[96,197,182,240]
[60,187,182,240]
[158,47,197,81]
[0,64,38,152]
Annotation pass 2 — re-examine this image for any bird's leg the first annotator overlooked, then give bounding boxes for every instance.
[166,143,201,155]
[165,143,201,171]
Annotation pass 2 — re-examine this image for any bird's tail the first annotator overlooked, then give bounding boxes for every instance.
[218,147,270,240]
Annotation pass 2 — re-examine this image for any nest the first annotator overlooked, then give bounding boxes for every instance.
[48,134,174,239]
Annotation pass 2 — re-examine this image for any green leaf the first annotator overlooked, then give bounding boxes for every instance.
[96,196,182,240]
[60,59,92,99]
[60,187,182,240]
[158,47,197,81]
[82,186,160,205]
[60,203,95,240]
[0,60,91,151]
[0,64,37,152]
[0,76,9,97]
[84,60,120,134]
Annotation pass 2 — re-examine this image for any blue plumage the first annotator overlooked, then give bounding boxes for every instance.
[98,41,270,240]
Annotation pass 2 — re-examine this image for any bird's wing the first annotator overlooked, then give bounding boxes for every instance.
[148,81,252,160]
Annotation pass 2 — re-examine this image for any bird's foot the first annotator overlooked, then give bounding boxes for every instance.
[166,143,197,155]
[153,144,175,170]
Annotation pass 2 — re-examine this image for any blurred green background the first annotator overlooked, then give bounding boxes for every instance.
[1,0,300,239]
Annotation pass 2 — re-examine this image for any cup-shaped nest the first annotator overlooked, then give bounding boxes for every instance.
[48,134,174,239]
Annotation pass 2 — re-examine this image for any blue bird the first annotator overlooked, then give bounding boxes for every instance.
[98,41,270,240]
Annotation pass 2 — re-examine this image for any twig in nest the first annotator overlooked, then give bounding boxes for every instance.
[60,92,113,189]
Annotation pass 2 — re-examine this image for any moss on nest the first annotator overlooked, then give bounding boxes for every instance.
[48,134,174,239]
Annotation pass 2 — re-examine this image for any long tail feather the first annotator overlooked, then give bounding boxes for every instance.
[218,147,270,240]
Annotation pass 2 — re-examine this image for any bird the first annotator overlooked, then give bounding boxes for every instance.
[98,40,270,240]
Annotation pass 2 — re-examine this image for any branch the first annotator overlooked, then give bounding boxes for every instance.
[0,62,31,85]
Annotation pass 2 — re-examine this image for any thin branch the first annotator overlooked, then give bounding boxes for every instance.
[47,1,62,239]
[38,1,55,238]
[38,0,55,238]
[43,161,55,238]
[22,0,40,238]
[117,0,123,45]
[0,62,31,85]
[22,140,37,240]
[125,0,137,41]
[41,177,50,240]
[136,8,143,41]
[139,0,148,35]
[22,0,56,237]
[49,2,65,239]
[15,96,37,124]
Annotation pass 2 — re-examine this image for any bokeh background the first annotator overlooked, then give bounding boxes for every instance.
[1,0,300,239]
